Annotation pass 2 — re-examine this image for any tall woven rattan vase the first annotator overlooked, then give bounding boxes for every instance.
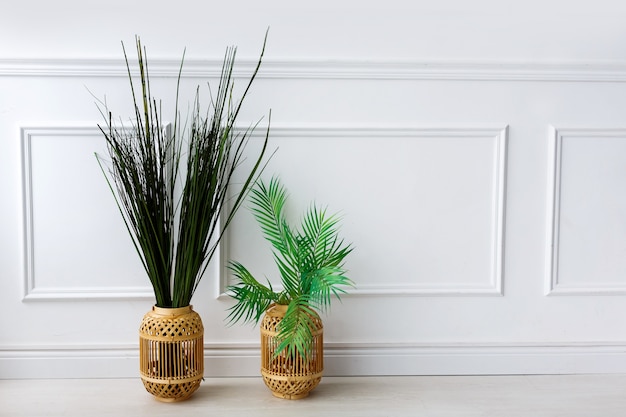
[139,305,204,402]
[260,304,324,399]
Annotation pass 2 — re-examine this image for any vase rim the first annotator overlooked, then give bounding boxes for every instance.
[151,305,193,316]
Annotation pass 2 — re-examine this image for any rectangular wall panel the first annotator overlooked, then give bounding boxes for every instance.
[21,125,152,300]
[546,127,626,295]
[225,126,507,297]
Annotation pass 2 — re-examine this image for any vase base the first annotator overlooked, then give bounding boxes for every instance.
[141,379,202,402]
[271,390,310,400]
[153,393,194,403]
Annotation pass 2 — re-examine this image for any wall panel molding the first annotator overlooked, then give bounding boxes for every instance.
[546,126,626,295]
[3,341,626,379]
[21,125,154,301]
[3,58,626,82]
[21,123,507,300]
[220,125,508,298]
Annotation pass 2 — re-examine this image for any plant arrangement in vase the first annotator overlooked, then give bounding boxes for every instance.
[94,34,270,402]
[227,177,354,399]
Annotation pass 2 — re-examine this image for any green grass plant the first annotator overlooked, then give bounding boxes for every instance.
[95,34,270,308]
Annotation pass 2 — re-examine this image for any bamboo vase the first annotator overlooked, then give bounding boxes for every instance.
[139,305,204,402]
[260,304,324,399]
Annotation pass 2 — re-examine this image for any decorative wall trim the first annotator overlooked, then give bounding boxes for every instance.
[546,126,626,295]
[20,124,507,301]
[23,287,155,301]
[219,125,508,298]
[20,125,155,301]
[2,58,626,82]
[3,341,626,379]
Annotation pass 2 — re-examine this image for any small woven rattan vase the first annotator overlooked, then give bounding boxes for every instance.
[260,304,324,399]
[139,305,204,402]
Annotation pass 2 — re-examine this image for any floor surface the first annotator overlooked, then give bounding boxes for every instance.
[2,375,626,417]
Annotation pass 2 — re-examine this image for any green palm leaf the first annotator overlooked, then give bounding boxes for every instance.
[275,297,318,360]
[308,267,353,312]
[227,261,277,325]
[248,178,289,254]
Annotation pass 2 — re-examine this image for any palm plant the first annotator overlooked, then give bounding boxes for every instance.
[95,34,270,308]
[227,177,354,360]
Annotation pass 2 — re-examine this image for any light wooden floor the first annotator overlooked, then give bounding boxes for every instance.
[2,375,626,417]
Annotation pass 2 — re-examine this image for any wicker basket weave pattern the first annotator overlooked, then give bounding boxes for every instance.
[139,305,204,402]
[260,304,323,399]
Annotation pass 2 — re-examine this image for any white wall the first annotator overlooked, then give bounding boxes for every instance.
[3,0,626,378]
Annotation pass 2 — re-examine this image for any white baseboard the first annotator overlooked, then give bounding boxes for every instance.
[2,342,626,379]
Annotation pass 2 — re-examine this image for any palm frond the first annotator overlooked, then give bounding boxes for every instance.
[273,250,299,296]
[247,177,302,296]
[274,297,318,360]
[305,207,352,261]
[299,204,353,296]
[226,261,277,325]
[248,177,288,253]
[308,267,354,312]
